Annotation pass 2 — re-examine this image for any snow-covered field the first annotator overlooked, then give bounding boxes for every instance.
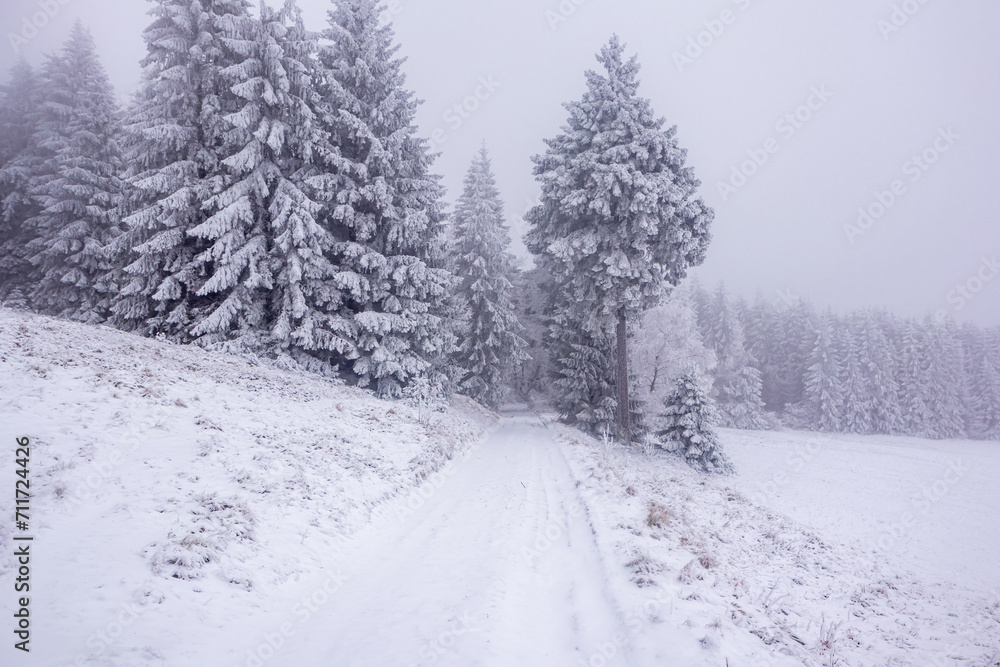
[560,425,1000,666]
[2,307,998,666]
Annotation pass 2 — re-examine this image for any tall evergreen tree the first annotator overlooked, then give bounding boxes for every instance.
[923,318,968,439]
[858,312,903,434]
[0,60,42,306]
[896,321,933,438]
[450,145,527,408]
[24,22,123,322]
[314,0,453,397]
[719,365,769,430]
[802,315,843,432]
[508,267,551,406]
[188,0,341,369]
[699,286,768,429]
[974,331,1000,441]
[525,36,712,440]
[838,321,872,434]
[111,0,251,338]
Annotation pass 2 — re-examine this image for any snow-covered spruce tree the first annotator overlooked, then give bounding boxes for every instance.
[974,330,1000,441]
[508,267,550,406]
[0,60,42,306]
[896,320,934,438]
[313,0,454,397]
[801,315,844,432]
[547,312,617,435]
[922,317,968,439]
[110,0,251,338]
[699,286,768,430]
[450,145,527,408]
[838,322,872,434]
[187,1,343,370]
[656,370,732,474]
[23,22,123,322]
[525,36,712,440]
[857,312,903,434]
[719,365,769,430]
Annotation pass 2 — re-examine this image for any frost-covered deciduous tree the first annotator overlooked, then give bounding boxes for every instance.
[0,60,41,306]
[111,0,251,338]
[525,36,712,440]
[630,285,715,413]
[450,145,527,408]
[24,22,123,322]
[314,0,453,397]
[656,370,732,474]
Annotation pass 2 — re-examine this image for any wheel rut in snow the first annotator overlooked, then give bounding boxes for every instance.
[277,412,625,667]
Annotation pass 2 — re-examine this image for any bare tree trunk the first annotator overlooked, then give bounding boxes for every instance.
[616,309,630,443]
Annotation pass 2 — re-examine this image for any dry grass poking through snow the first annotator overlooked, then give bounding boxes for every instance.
[0,308,495,666]
[558,425,1000,667]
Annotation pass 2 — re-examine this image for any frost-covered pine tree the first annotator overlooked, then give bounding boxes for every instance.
[548,315,619,434]
[111,0,251,338]
[508,267,551,406]
[719,365,770,430]
[525,36,712,440]
[656,370,732,474]
[187,1,341,368]
[838,322,872,434]
[973,331,1000,441]
[24,22,123,322]
[857,312,903,434]
[450,145,527,408]
[896,321,933,438]
[699,286,768,429]
[0,60,41,306]
[801,315,844,432]
[923,318,968,439]
[313,0,454,397]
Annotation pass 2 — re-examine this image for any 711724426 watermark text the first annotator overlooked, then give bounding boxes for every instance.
[12,436,33,654]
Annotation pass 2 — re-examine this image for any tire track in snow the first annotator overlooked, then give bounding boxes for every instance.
[274,412,625,667]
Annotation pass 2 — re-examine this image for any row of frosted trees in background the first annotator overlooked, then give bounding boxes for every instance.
[2,0,994,454]
[634,284,999,441]
[0,0,524,406]
[714,289,1000,441]
[512,278,1000,444]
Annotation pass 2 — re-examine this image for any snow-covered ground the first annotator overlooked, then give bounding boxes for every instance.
[560,425,1000,666]
[0,308,493,666]
[2,307,998,666]
[721,429,1000,595]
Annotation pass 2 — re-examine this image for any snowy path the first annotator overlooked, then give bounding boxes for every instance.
[275,412,625,667]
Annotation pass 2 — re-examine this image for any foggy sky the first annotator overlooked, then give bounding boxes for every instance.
[3,0,998,325]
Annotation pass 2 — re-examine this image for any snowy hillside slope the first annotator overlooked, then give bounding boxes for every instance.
[0,308,493,666]
[559,425,1000,666]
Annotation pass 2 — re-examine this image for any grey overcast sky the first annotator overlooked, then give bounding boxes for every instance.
[3,0,998,325]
